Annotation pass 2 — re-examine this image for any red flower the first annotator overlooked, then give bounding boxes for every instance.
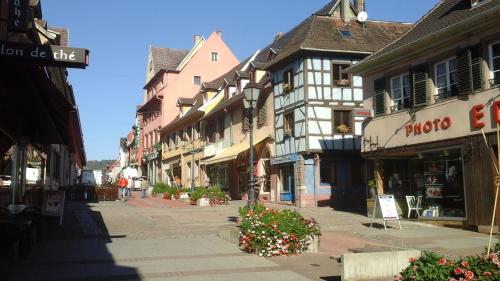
[464,271,474,280]
[483,271,492,276]
[460,261,469,268]
[438,257,447,265]
[409,257,417,263]
[454,268,463,275]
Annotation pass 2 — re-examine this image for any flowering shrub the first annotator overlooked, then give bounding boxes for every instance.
[190,186,229,206]
[397,250,500,281]
[238,203,321,257]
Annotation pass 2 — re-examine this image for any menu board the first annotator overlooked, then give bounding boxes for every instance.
[377,195,399,220]
[42,190,65,224]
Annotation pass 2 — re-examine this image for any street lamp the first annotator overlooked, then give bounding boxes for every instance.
[243,84,260,206]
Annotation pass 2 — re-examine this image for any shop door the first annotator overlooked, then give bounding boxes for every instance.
[280,165,295,202]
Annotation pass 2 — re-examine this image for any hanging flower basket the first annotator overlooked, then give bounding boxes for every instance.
[336,124,350,134]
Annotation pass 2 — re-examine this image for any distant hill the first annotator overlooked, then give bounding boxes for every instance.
[84,160,114,171]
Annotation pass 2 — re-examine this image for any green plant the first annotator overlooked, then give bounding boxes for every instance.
[190,187,208,201]
[238,203,321,257]
[152,182,169,196]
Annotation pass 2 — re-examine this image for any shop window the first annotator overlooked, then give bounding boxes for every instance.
[489,42,500,85]
[333,110,352,134]
[320,161,335,185]
[283,69,294,92]
[284,112,294,138]
[390,74,411,112]
[434,58,458,101]
[332,63,351,86]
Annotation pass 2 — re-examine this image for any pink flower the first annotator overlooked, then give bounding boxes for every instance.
[460,261,469,268]
[437,257,447,265]
[483,271,492,276]
[449,278,458,281]
[464,271,474,280]
[454,268,463,275]
[409,257,417,263]
[395,273,403,281]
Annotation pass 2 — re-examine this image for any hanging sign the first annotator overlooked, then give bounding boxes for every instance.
[0,41,89,68]
[8,0,29,32]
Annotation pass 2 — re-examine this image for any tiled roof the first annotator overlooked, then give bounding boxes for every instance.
[151,46,189,73]
[254,0,410,70]
[202,58,251,91]
[355,0,500,64]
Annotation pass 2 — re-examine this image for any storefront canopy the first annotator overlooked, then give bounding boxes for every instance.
[204,135,269,166]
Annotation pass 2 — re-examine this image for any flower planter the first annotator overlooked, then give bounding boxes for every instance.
[162,192,170,199]
[197,197,210,207]
[179,192,190,202]
[304,235,320,254]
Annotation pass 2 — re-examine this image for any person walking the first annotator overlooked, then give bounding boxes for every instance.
[118,177,128,201]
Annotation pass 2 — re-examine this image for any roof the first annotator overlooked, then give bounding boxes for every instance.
[150,46,189,74]
[253,0,411,70]
[178,97,196,106]
[349,0,500,73]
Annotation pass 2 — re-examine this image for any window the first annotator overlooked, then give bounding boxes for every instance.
[207,120,216,143]
[194,160,200,177]
[284,112,294,138]
[320,161,335,185]
[174,132,179,147]
[333,110,352,134]
[242,110,250,132]
[257,96,267,126]
[332,63,351,86]
[194,122,200,139]
[434,58,458,100]
[338,29,352,38]
[194,76,201,85]
[217,117,224,140]
[187,162,192,179]
[187,125,192,141]
[211,52,218,62]
[490,42,500,85]
[283,69,294,92]
[390,74,411,111]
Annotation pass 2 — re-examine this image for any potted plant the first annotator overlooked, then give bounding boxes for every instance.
[190,187,209,206]
[336,124,350,134]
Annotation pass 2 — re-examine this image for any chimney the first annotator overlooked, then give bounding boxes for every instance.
[216,30,222,38]
[274,32,284,41]
[356,0,365,12]
[341,0,351,23]
[193,35,202,44]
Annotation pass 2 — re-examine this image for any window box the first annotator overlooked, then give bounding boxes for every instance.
[283,84,293,93]
[335,79,350,86]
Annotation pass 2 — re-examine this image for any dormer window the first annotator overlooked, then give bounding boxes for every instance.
[194,76,201,85]
[338,29,352,38]
[471,0,489,7]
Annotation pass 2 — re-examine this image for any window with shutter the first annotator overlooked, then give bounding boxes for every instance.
[457,46,483,94]
[374,78,386,116]
[283,69,294,92]
[390,74,411,112]
[434,59,457,101]
[412,64,429,106]
[242,110,249,132]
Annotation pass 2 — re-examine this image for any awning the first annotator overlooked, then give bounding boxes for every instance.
[199,93,224,114]
[204,135,269,165]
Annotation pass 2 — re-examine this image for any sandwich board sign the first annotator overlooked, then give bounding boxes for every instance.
[370,194,401,230]
[42,190,65,225]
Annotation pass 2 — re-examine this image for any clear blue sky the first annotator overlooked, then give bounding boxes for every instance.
[42,0,438,161]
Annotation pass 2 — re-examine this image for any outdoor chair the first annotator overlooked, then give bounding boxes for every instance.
[405,195,422,219]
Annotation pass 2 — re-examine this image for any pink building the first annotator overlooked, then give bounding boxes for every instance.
[138,31,239,185]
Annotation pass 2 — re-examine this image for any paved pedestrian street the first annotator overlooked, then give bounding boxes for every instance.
[10,199,341,281]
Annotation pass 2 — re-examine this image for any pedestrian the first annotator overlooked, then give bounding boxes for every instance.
[118,177,128,201]
[141,176,148,198]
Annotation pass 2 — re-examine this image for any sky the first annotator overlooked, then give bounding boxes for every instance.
[42,0,439,161]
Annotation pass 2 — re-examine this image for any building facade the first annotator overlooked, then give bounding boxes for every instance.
[256,0,409,208]
[349,0,500,230]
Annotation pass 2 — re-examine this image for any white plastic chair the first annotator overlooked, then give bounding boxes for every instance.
[405,195,422,218]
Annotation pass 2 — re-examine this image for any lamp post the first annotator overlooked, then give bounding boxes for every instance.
[243,84,260,206]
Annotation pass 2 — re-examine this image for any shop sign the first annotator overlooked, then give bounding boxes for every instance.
[271,153,298,165]
[8,0,29,32]
[353,108,373,118]
[146,151,159,161]
[406,117,452,137]
[0,41,89,69]
[470,101,500,129]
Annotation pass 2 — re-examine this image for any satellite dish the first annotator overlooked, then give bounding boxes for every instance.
[357,11,368,23]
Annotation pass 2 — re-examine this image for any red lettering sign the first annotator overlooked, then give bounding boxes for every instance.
[493,101,500,124]
[406,117,452,138]
[471,105,485,128]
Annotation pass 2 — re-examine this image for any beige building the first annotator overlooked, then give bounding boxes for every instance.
[349,0,500,231]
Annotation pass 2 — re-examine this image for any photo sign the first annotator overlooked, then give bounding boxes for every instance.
[377,195,399,220]
[0,41,89,68]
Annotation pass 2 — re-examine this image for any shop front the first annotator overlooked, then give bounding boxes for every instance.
[363,93,500,230]
[271,153,299,204]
